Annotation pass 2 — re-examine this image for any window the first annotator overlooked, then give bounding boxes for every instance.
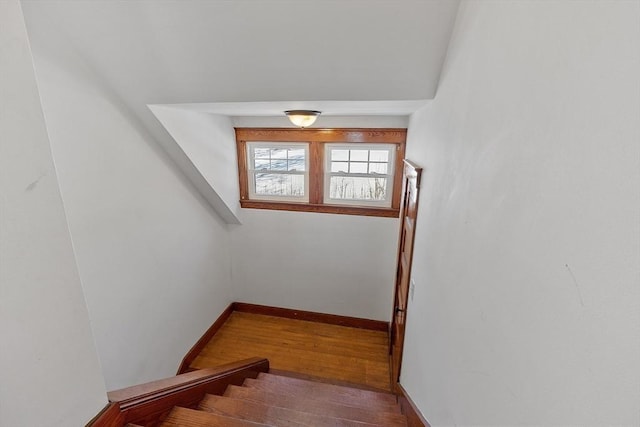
[236,128,406,217]
[247,142,309,202]
[324,144,395,207]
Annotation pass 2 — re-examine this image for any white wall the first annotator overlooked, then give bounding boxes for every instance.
[229,115,405,322]
[0,1,107,425]
[230,209,398,321]
[152,110,402,321]
[30,36,234,390]
[149,107,241,224]
[401,1,640,425]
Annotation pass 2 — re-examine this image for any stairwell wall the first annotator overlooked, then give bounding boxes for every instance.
[0,1,108,425]
[401,1,640,425]
[26,31,235,390]
[229,209,398,321]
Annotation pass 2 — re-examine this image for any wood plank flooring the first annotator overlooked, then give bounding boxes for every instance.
[190,312,391,391]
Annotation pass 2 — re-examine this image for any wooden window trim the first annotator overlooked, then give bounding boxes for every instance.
[236,128,406,218]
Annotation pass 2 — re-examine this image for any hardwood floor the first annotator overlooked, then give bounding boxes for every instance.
[190,312,391,391]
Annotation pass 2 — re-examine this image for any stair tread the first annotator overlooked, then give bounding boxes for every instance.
[257,373,396,403]
[224,385,407,426]
[160,406,274,427]
[199,394,388,427]
[244,376,400,413]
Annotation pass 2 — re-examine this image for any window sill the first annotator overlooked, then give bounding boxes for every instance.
[239,200,400,218]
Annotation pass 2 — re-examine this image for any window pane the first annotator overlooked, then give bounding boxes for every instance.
[288,159,305,171]
[270,159,288,171]
[254,159,270,170]
[369,162,388,174]
[289,148,305,160]
[331,162,349,173]
[349,162,368,173]
[255,173,305,196]
[329,176,387,201]
[350,150,369,161]
[254,148,270,159]
[369,150,389,162]
[271,148,287,159]
[331,149,349,161]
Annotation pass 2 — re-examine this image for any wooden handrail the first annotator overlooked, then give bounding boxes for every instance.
[88,357,269,426]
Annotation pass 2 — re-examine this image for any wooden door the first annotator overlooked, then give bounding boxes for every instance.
[390,159,422,389]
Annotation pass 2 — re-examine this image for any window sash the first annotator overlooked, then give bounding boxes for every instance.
[323,143,395,208]
[247,142,309,202]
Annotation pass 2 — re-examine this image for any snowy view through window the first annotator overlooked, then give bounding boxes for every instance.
[248,143,393,205]
[327,148,390,202]
[252,147,306,197]
[238,128,404,213]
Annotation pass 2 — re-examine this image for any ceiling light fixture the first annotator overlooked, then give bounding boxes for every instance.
[285,110,321,128]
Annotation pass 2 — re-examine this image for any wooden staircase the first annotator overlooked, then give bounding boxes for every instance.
[160,372,407,427]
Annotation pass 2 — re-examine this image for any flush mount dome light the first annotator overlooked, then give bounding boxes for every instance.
[285,110,321,128]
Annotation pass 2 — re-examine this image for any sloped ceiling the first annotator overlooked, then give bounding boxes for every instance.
[21,0,460,222]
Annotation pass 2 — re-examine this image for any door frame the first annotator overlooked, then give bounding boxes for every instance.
[390,159,423,390]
